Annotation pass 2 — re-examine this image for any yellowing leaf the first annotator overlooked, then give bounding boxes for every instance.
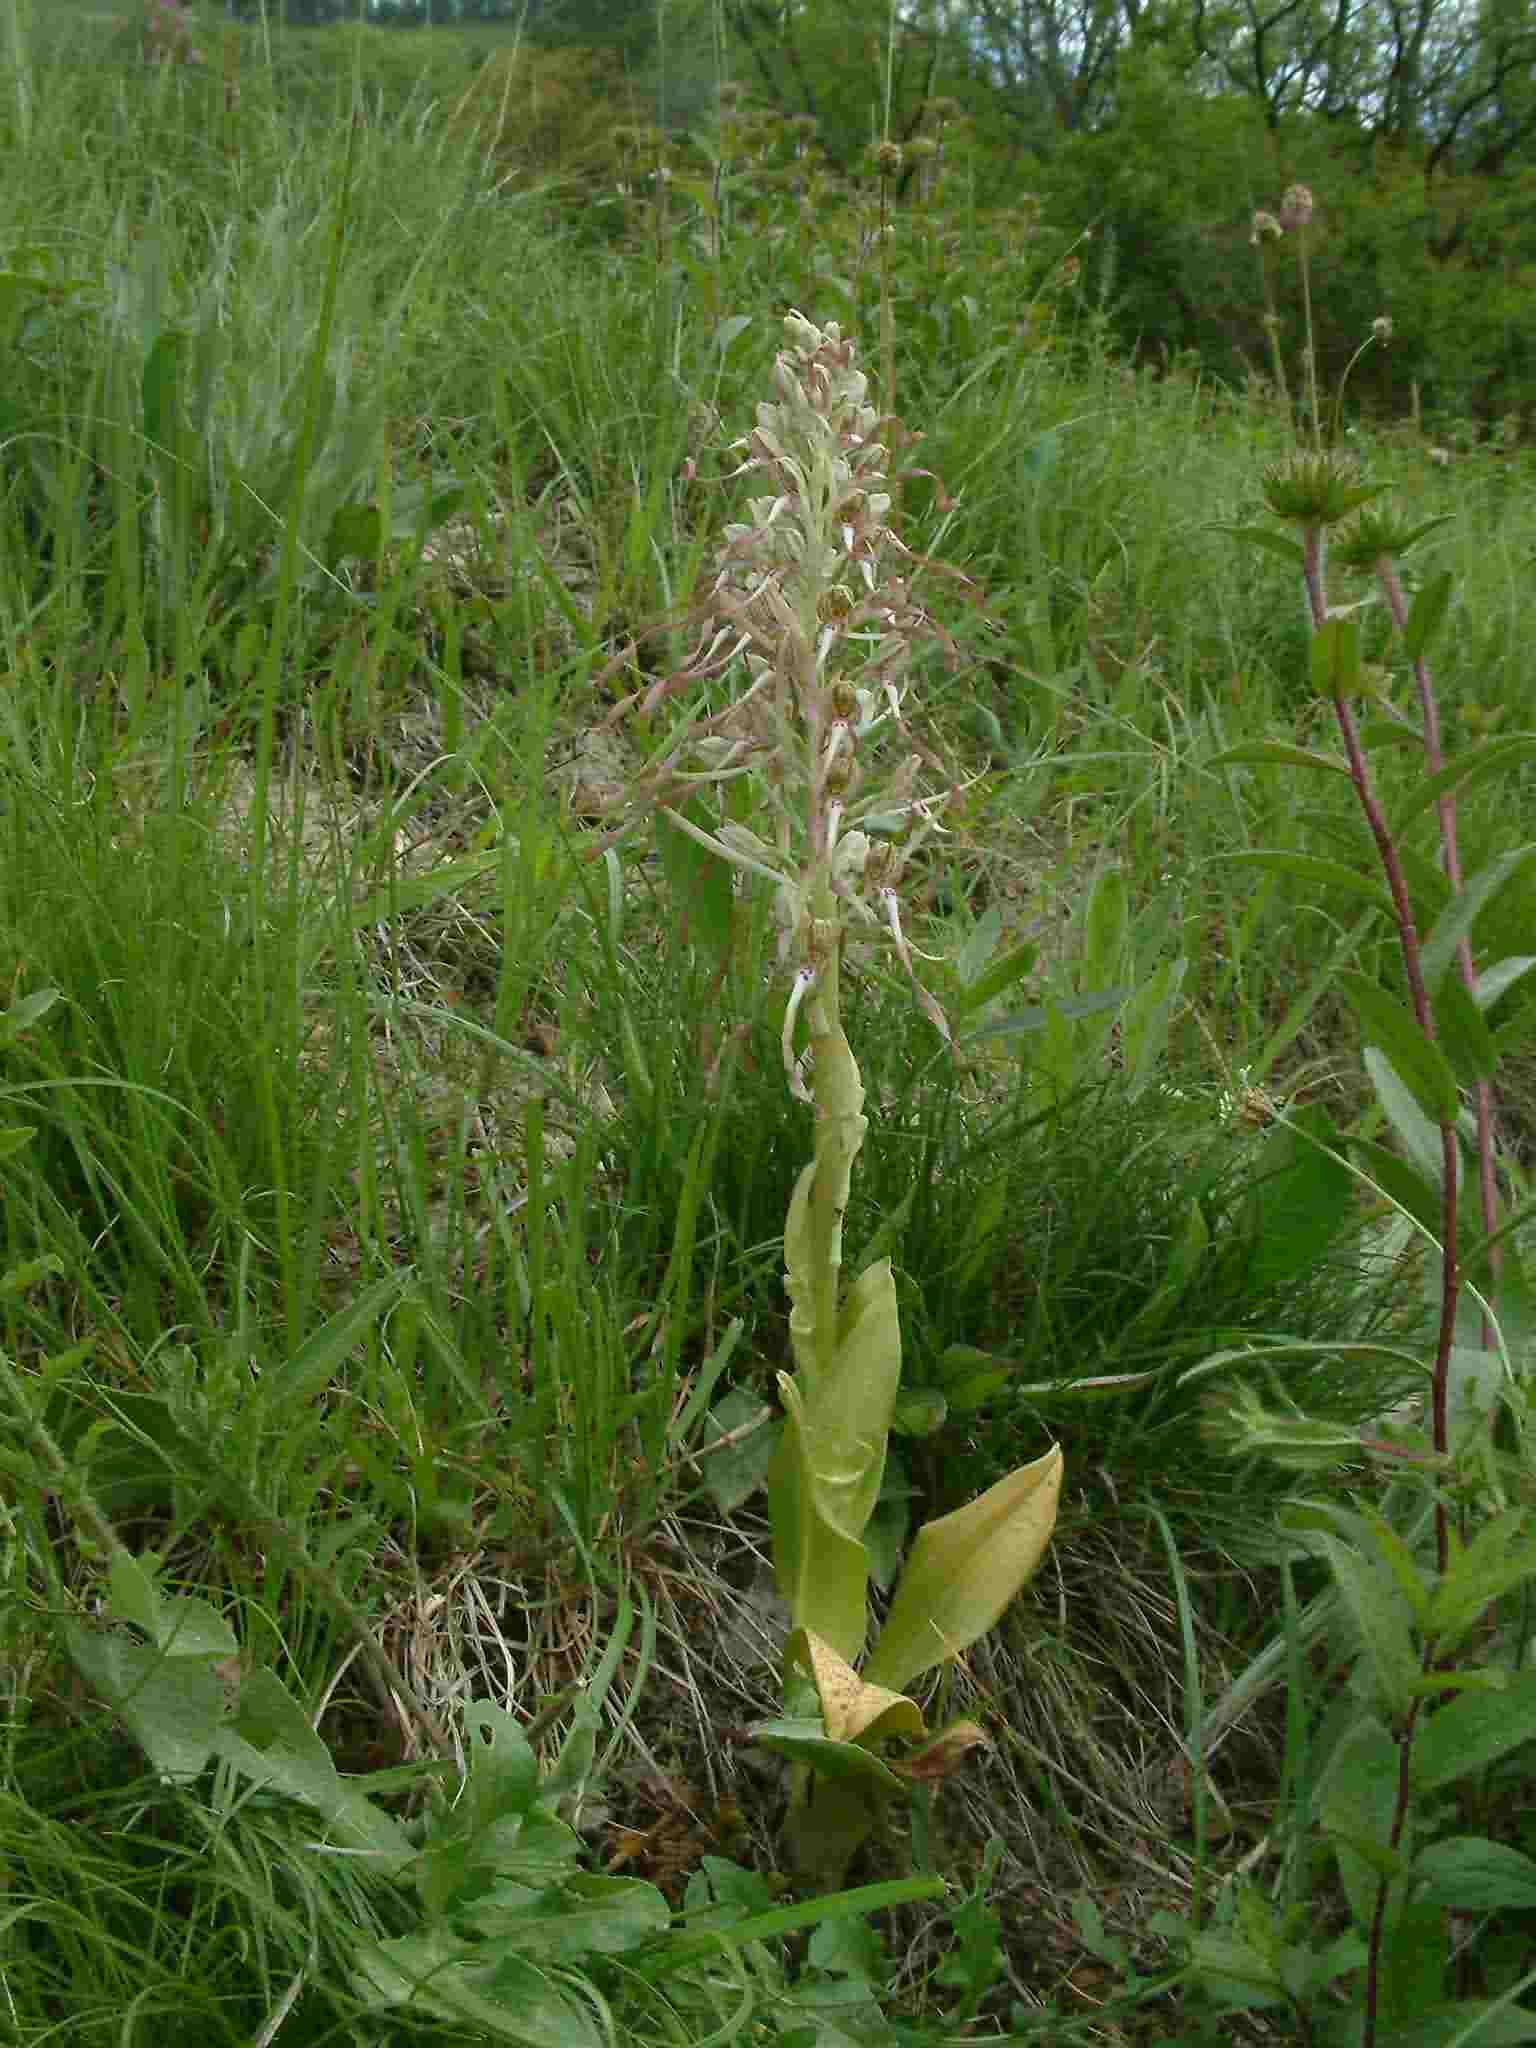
[862,1445,1063,1693]
[786,1628,925,1745]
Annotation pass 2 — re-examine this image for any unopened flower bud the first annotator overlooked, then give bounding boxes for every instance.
[823,751,858,797]
[1372,314,1393,343]
[1249,210,1283,244]
[829,678,861,720]
[818,586,857,624]
[1279,184,1314,230]
[863,841,898,888]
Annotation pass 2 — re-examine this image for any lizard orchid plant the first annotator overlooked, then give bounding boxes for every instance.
[609,311,1062,1882]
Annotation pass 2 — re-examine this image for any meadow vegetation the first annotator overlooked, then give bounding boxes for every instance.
[3,1,1536,2042]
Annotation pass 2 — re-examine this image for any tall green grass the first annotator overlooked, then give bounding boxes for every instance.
[1,6,1534,2039]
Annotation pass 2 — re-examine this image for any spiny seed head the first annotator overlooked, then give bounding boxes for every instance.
[1331,501,1453,570]
[871,139,904,177]
[1261,452,1381,528]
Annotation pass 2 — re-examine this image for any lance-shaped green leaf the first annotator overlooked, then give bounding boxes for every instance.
[769,1254,902,1663]
[783,1018,868,1394]
[862,1445,1063,1693]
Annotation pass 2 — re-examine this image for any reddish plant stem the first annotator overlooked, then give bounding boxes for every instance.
[1373,551,1503,1325]
[1302,526,1456,1557]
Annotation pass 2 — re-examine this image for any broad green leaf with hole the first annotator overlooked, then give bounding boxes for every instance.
[862,1445,1062,1693]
